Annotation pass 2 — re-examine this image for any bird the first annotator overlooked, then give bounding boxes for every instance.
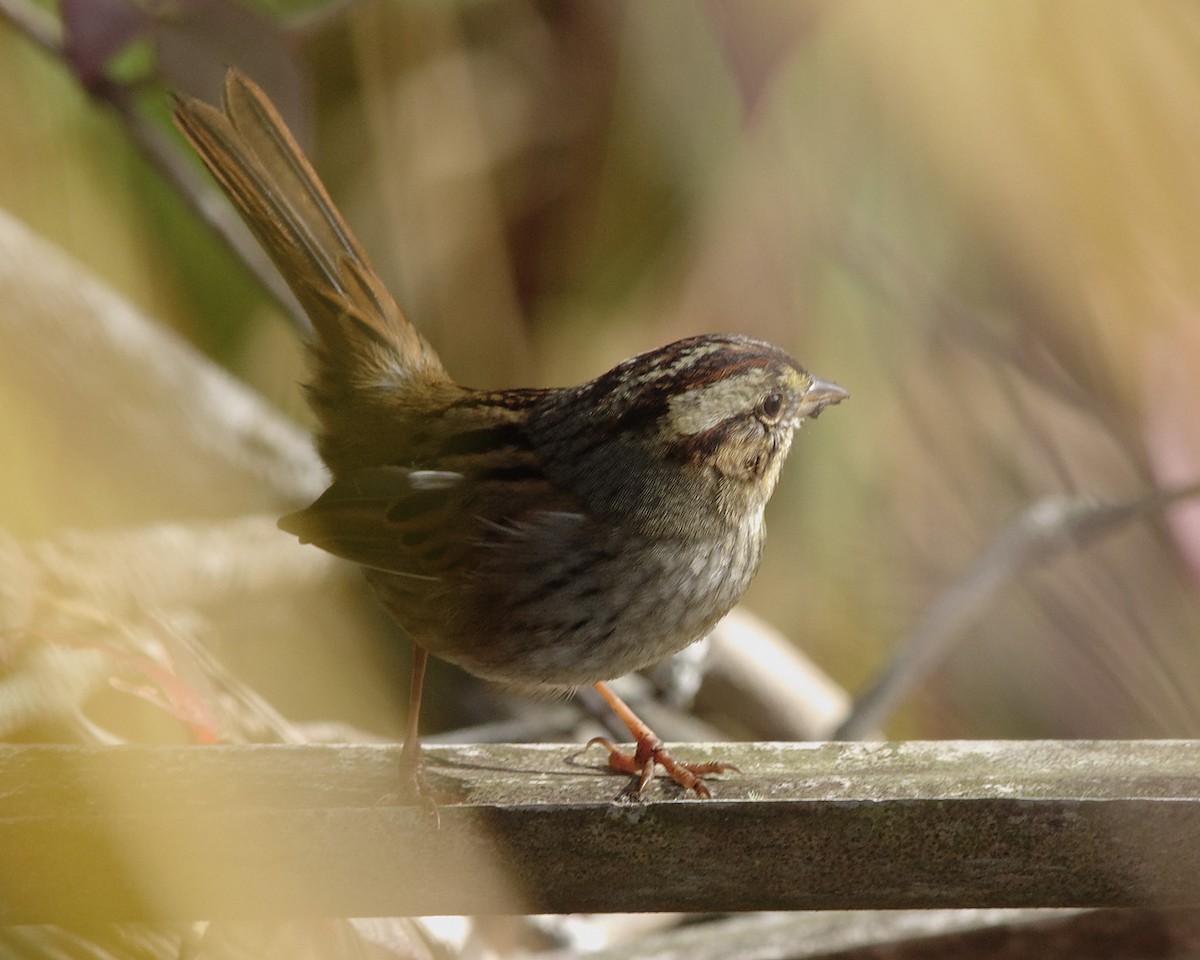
[173,69,847,799]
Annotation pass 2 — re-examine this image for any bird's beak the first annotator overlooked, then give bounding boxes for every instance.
[802,377,849,419]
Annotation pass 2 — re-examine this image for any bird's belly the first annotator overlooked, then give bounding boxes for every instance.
[370,522,764,691]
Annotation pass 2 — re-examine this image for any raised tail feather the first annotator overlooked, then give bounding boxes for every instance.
[172,69,449,416]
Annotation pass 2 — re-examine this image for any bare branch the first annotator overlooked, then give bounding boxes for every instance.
[835,482,1200,739]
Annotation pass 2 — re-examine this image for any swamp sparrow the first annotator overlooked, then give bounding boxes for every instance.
[174,70,847,798]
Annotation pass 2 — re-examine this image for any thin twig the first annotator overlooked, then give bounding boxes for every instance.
[0,0,60,56]
[833,480,1200,740]
[0,0,309,331]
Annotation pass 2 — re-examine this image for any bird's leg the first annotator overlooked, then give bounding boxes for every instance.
[400,646,441,812]
[586,681,739,798]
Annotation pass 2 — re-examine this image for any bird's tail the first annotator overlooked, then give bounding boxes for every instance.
[173,70,451,469]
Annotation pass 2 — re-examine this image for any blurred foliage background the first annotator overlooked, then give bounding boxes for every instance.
[2,0,1200,747]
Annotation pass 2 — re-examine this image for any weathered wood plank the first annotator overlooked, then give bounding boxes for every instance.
[1,741,1198,922]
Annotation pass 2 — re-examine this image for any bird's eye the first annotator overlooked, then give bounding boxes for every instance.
[760,393,783,420]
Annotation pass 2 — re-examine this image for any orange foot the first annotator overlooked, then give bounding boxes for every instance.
[587,734,739,798]
[585,681,741,798]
